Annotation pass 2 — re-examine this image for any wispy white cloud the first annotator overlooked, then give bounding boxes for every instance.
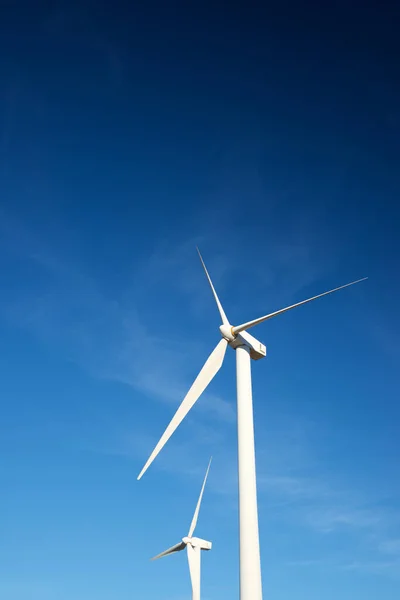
[281,503,400,579]
[342,559,400,578]
[0,580,58,599]
[286,557,337,569]
[258,461,400,578]
[287,557,400,579]
[289,534,400,577]
[257,465,390,535]
[303,505,383,533]
[379,539,400,555]
[0,213,235,424]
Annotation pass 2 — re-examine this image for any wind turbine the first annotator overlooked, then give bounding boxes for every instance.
[150,457,212,600]
[138,249,367,600]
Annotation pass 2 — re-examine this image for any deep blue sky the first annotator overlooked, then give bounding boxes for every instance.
[1,1,399,599]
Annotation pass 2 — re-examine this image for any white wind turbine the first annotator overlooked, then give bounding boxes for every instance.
[150,457,212,600]
[138,249,367,600]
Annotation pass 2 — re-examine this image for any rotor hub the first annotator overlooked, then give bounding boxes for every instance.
[219,323,235,342]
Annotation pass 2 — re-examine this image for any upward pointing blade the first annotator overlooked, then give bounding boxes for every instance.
[187,544,201,600]
[232,277,368,335]
[188,457,212,538]
[197,247,229,326]
[137,339,228,480]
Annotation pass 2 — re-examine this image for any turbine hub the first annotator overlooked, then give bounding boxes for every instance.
[219,324,235,342]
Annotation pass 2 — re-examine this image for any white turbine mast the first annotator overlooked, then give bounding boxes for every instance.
[150,457,212,600]
[139,249,367,600]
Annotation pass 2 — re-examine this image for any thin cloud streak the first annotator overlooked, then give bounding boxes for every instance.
[0,215,235,424]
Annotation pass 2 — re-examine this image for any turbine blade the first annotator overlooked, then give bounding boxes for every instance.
[232,277,368,335]
[151,541,186,561]
[196,247,229,326]
[137,340,228,480]
[188,457,212,538]
[187,544,201,600]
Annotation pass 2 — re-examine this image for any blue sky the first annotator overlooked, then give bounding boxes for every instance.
[1,1,399,599]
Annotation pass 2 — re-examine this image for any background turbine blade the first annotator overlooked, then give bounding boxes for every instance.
[151,541,186,561]
[137,339,228,480]
[232,277,368,334]
[196,247,229,326]
[187,544,201,600]
[188,457,212,538]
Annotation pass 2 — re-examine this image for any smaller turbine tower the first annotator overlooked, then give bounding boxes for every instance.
[151,457,213,600]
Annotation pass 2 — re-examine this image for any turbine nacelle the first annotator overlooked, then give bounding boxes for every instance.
[219,323,267,360]
[230,330,267,360]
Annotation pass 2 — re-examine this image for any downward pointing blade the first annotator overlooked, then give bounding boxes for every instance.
[197,247,229,326]
[187,544,201,600]
[151,541,186,561]
[137,339,228,480]
[188,457,212,538]
[233,277,368,335]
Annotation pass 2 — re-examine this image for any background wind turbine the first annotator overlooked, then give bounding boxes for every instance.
[150,457,212,600]
[138,249,367,600]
